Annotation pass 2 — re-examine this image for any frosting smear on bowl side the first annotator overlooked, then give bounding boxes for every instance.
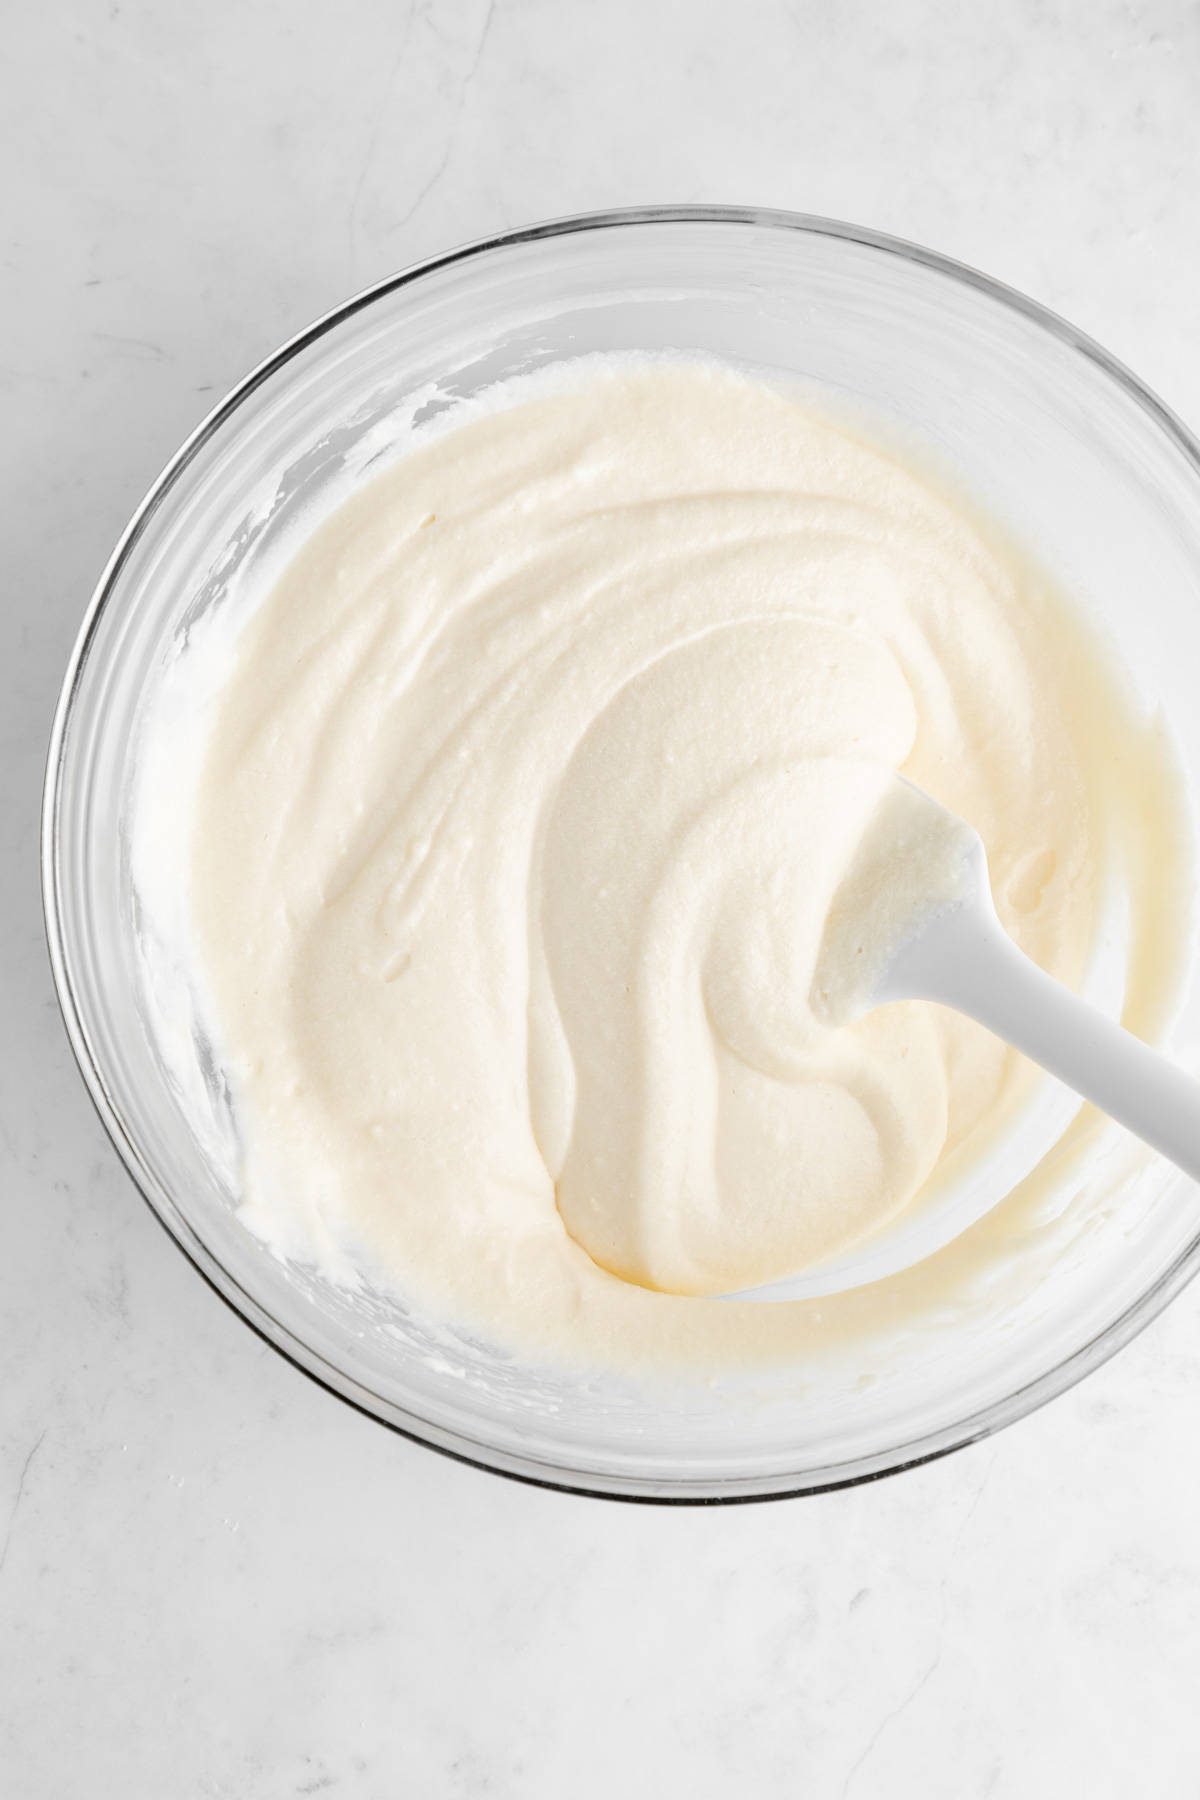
[183,361,1185,1363]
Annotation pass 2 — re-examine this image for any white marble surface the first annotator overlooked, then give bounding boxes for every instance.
[5,1,1200,1792]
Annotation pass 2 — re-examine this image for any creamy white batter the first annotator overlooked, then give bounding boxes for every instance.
[182,361,1186,1365]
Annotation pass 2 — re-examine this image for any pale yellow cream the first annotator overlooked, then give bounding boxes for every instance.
[187,362,1180,1361]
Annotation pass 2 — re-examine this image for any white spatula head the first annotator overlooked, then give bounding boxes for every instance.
[810,775,984,1026]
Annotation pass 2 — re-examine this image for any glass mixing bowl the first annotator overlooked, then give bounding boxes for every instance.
[43,207,1200,1501]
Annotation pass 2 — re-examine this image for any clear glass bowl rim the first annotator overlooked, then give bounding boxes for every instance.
[41,203,1200,1504]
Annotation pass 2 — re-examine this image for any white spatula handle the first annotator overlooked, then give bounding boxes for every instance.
[891,889,1200,1183]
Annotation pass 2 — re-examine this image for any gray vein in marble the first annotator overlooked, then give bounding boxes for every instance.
[0,1433,47,1584]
